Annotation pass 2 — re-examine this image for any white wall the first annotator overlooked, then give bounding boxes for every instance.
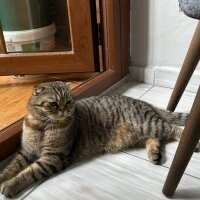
[130,0,200,92]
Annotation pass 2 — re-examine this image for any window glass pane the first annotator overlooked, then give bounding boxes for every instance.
[0,0,71,53]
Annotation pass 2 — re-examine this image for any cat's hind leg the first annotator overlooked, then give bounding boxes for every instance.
[145,138,162,165]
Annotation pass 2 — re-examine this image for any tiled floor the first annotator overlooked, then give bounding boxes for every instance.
[0,80,200,200]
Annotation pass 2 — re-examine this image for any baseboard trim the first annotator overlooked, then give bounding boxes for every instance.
[130,65,200,93]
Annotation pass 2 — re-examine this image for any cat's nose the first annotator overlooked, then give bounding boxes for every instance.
[59,106,65,113]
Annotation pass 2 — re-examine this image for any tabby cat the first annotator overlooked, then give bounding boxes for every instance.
[0,81,195,197]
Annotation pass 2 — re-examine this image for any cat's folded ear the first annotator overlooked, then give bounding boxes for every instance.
[33,85,45,96]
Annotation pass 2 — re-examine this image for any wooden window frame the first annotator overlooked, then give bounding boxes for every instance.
[0,0,97,74]
[0,0,130,160]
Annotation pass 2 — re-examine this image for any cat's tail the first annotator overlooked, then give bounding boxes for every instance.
[155,108,189,126]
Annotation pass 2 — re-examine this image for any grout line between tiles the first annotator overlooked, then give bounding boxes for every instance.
[121,150,149,162]
[153,84,197,94]
[161,164,200,181]
[138,85,154,99]
[122,151,200,181]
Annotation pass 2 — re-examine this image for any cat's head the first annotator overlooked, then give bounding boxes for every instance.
[28,81,75,122]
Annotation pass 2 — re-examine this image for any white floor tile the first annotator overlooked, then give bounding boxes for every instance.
[139,86,172,109]
[124,141,200,179]
[24,153,200,200]
[163,142,200,178]
[175,91,196,113]
[105,81,152,99]
[139,86,196,113]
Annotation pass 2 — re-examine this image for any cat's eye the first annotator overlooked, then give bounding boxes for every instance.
[49,102,58,107]
[66,100,72,104]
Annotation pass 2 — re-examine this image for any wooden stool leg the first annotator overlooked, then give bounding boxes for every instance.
[167,21,200,111]
[163,86,200,197]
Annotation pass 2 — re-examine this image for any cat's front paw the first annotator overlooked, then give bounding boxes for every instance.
[0,180,18,198]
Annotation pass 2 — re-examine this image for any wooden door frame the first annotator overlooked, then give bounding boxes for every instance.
[0,0,130,160]
[74,0,130,98]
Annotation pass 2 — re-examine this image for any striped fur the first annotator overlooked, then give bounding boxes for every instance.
[0,81,192,197]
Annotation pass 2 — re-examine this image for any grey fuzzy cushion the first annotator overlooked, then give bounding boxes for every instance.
[179,0,200,19]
